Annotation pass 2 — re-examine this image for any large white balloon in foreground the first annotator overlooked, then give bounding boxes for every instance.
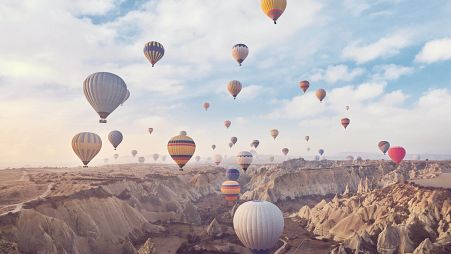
[233,200,284,253]
[83,72,128,123]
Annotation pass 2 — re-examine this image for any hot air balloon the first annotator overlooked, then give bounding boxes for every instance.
[378,141,390,154]
[236,151,253,172]
[113,154,119,160]
[221,180,240,203]
[282,148,289,156]
[346,155,354,161]
[251,140,260,149]
[318,149,324,156]
[121,89,130,106]
[167,131,196,170]
[203,102,210,111]
[138,157,145,163]
[229,142,233,149]
[260,0,287,24]
[346,105,350,111]
[233,201,284,253]
[83,72,128,123]
[315,88,326,102]
[148,128,153,135]
[224,120,231,129]
[108,130,123,150]
[195,156,201,162]
[299,80,310,93]
[152,153,159,162]
[226,168,240,181]
[131,150,138,157]
[214,154,223,166]
[162,155,166,161]
[72,132,102,167]
[305,136,310,142]
[231,137,238,145]
[232,44,249,66]
[341,118,350,129]
[227,80,242,100]
[269,156,274,162]
[356,156,363,162]
[388,146,406,164]
[143,41,164,67]
[270,129,279,140]
[211,144,216,150]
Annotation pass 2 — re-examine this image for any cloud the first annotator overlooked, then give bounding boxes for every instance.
[372,64,413,80]
[310,64,365,84]
[342,32,412,63]
[343,0,370,15]
[415,38,451,64]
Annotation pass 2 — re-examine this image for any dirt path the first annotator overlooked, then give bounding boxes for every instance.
[0,183,53,216]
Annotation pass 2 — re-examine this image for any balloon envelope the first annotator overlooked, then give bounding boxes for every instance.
[211,144,216,150]
[378,141,390,154]
[233,201,284,251]
[318,149,324,156]
[341,118,350,129]
[148,128,154,135]
[232,44,249,66]
[214,154,222,166]
[270,129,279,139]
[227,80,242,99]
[231,137,238,145]
[195,156,201,162]
[315,89,326,102]
[388,146,406,164]
[305,136,310,142]
[203,102,210,111]
[260,0,287,24]
[282,148,289,156]
[108,130,123,150]
[131,150,138,157]
[72,132,102,167]
[121,89,130,105]
[167,132,196,170]
[152,153,159,161]
[236,151,253,172]
[221,180,240,202]
[299,80,310,93]
[138,157,145,163]
[226,168,240,181]
[143,41,164,67]
[224,120,231,128]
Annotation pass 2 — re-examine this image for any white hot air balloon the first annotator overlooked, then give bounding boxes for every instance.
[121,89,130,106]
[214,154,223,166]
[233,200,284,253]
[108,130,123,150]
[138,156,145,163]
[83,72,128,123]
[72,132,102,167]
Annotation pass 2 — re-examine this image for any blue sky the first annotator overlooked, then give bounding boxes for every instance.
[0,0,451,167]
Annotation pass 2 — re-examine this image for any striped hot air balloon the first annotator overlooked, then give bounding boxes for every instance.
[282,148,289,156]
[232,44,249,66]
[221,180,241,202]
[131,150,138,157]
[121,89,130,106]
[261,0,287,24]
[108,130,123,150]
[315,88,326,102]
[227,80,242,100]
[224,120,231,129]
[83,72,128,123]
[72,132,102,167]
[236,151,253,172]
[167,131,196,170]
[378,141,390,154]
[226,168,240,181]
[299,80,310,93]
[270,129,279,139]
[341,118,350,129]
[143,41,164,67]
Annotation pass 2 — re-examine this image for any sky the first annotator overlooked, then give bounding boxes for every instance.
[1,0,451,167]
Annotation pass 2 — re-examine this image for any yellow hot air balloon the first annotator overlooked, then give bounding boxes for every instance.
[72,132,102,167]
[315,88,326,102]
[261,0,287,24]
[167,131,196,170]
[227,80,242,100]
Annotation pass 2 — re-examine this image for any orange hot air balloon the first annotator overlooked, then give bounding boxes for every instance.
[227,80,242,100]
[203,102,210,111]
[341,118,350,129]
[224,120,231,128]
[167,131,196,170]
[315,89,326,102]
[261,0,287,24]
[221,180,240,202]
[299,80,310,93]
[388,146,406,164]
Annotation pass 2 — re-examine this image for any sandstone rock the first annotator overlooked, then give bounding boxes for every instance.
[412,238,434,254]
[137,238,156,254]
[206,218,223,237]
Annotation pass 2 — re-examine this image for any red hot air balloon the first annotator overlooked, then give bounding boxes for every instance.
[341,118,350,129]
[388,146,406,164]
[299,80,310,93]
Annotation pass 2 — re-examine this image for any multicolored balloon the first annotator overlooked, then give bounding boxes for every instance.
[378,141,390,154]
[221,180,240,202]
[260,0,287,24]
[108,130,123,150]
[270,129,279,140]
[226,168,240,181]
[341,118,350,129]
[236,151,253,172]
[318,149,324,156]
[282,148,289,156]
[232,44,249,66]
[214,154,223,166]
[388,146,406,164]
[143,41,164,67]
[227,80,242,100]
[233,201,284,252]
[224,120,231,128]
[72,132,102,167]
[83,72,128,123]
[315,88,326,102]
[299,80,310,93]
[131,150,138,157]
[203,102,210,111]
[167,131,196,170]
[251,140,260,149]
[231,137,238,145]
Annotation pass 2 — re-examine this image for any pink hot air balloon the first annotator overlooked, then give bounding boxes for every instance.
[388,146,406,164]
[203,102,210,111]
[224,120,231,129]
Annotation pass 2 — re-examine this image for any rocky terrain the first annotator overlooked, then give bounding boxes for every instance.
[0,160,449,253]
